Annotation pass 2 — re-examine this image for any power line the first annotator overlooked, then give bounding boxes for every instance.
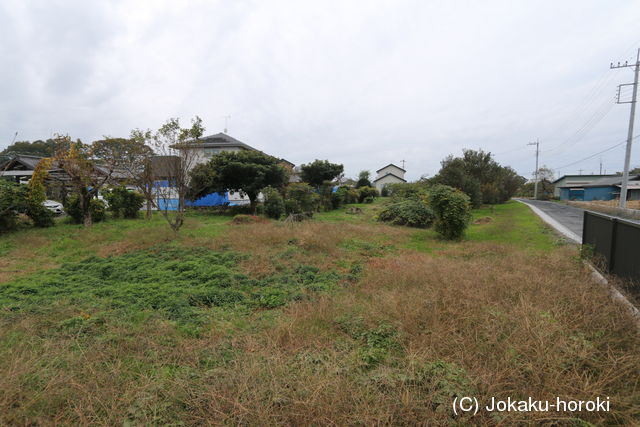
[554,135,639,171]
[544,96,616,154]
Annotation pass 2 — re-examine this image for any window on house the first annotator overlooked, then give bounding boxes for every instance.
[204,148,222,158]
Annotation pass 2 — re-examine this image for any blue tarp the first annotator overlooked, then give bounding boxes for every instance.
[157,192,230,211]
[186,192,229,207]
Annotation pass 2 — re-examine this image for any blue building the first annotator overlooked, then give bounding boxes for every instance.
[556,174,640,201]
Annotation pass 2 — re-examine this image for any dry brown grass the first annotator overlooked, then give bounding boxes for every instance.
[569,200,640,220]
[1,235,638,425]
[206,221,408,278]
[1,206,639,425]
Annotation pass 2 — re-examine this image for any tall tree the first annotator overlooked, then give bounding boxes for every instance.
[116,131,156,219]
[188,150,289,213]
[300,160,343,187]
[432,149,525,207]
[356,170,372,188]
[54,135,124,227]
[152,116,205,233]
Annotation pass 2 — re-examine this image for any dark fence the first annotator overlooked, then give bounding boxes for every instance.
[582,211,640,283]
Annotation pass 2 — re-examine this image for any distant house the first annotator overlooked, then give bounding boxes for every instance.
[373,163,406,192]
[168,132,293,207]
[0,154,130,199]
[553,174,640,201]
[0,154,45,183]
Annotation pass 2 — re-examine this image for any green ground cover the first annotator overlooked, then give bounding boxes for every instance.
[0,200,637,425]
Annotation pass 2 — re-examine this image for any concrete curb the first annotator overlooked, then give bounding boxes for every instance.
[515,199,581,244]
[517,199,640,330]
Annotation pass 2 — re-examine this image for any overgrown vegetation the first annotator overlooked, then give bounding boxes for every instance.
[64,194,107,224]
[103,186,145,219]
[0,200,638,425]
[377,199,435,227]
[430,149,525,207]
[429,184,472,240]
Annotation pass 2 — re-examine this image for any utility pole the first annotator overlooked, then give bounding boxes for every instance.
[400,159,406,169]
[611,48,639,208]
[599,157,603,175]
[528,139,540,199]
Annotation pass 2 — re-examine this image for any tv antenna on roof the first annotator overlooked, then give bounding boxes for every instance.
[400,159,406,169]
[222,115,231,134]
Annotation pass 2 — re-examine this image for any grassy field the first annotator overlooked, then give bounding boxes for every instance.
[1,201,638,425]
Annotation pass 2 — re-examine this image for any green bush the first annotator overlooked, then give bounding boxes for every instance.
[0,180,27,232]
[64,194,107,224]
[103,186,144,219]
[377,199,435,228]
[428,185,471,240]
[358,186,379,203]
[331,185,359,209]
[26,204,54,228]
[284,183,319,215]
[319,182,334,211]
[386,182,429,201]
[262,186,285,219]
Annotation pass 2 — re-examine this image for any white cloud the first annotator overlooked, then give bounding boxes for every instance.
[1,0,640,180]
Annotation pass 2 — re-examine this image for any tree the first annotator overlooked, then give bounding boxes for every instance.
[431,156,482,207]
[356,170,372,188]
[188,150,289,213]
[54,135,124,227]
[0,138,71,159]
[117,131,156,219]
[26,158,54,227]
[431,149,525,207]
[151,116,205,233]
[300,160,344,187]
[0,180,27,231]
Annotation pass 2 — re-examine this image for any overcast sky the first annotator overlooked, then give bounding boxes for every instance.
[1,1,639,180]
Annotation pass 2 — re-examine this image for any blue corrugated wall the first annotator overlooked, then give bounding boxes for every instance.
[560,188,584,201]
[584,186,615,201]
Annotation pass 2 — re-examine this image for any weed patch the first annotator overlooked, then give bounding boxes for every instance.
[0,245,346,329]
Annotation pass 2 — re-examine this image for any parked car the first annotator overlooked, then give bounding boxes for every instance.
[43,200,64,214]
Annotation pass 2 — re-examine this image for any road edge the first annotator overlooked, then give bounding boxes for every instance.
[515,199,581,244]
[516,199,640,329]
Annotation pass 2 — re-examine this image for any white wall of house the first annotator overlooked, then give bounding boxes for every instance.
[376,164,405,180]
[374,164,406,192]
[374,174,404,192]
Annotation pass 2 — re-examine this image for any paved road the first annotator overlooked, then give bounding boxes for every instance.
[517,199,585,238]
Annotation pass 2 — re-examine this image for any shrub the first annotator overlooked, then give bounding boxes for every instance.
[26,204,54,228]
[386,182,429,201]
[428,184,471,240]
[64,195,107,224]
[331,185,357,209]
[377,199,435,228]
[319,182,334,211]
[284,183,319,215]
[0,180,27,232]
[25,158,54,228]
[380,185,390,197]
[262,186,285,219]
[358,186,379,203]
[103,186,144,219]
